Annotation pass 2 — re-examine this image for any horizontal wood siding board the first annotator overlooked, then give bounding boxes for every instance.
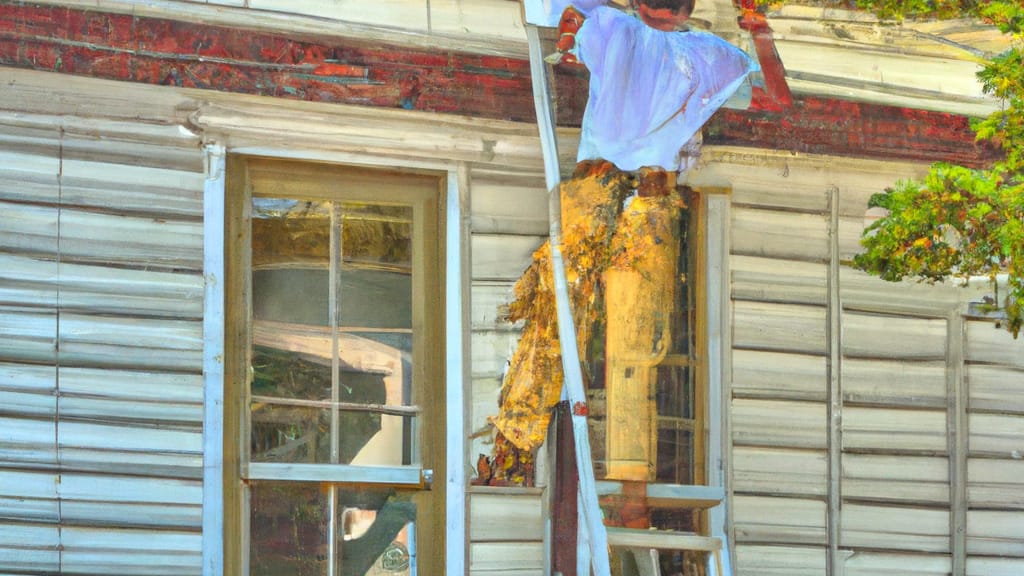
[842,552,952,575]
[733,495,827,545]
[968,364,1024,414]
[471,281,517,332]
[841,503,950,553]
[967,458,1024,509]
[732,446,827,497]
[966,320,1024,368]
[732,349,827,402]
[469,490,543,543]
[469,171,548,236]
[471,330,520,379]
[732,301,828,355]
[839,268,962,316]
[469,541,544,575]
[58,314,202,373]
[843,407,948,454]
[60,526,201,575]
[842,312,947,361]
[966,557,1024,575]
[732,399,827,449]
[0,150,60,204]
[842,358,947,408]
[841,454,949,506]
[731,256,828,306]
[968,413,1024,458]
[59,159,205,219]
[0,523,59,572]
[734,544,827,576]
[0,307,57,364]
[57,208,203,272]
[731,207,830,262]
[471,234,543,282]
[965,510,1024,556]
[0,416,56,468]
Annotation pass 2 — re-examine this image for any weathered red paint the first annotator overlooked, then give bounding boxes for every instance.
[0,2,999,167]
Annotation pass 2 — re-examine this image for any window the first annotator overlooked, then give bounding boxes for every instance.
[225,157,445,575]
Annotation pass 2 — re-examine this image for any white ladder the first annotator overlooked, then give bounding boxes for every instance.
[524,18,729,576]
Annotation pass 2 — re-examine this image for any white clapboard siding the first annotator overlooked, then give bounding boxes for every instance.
[732,446,827,497]
[58,474,202,529]
[966,556,1024,576]
[0,307,56,365]
[57,421,203,480]
[732,301,827,355]
[60,526,201,575]
[967,458,1024,509]
[470,541,544,576]
[469,489,544,543]
[732,349,827,401]
[966,510,1024,556]
[968,413,1024,458]
[0,148,59,204]
[0,416,56,469]
[842,358,947,408]
[842,454,949,506]
[965,319,1024,368]
[61,126,203,174]
[842,312,947,361]
[734,544,826,576]
[732,495,827,545]
[472,328,521,380]
[0,523,59,573]
[0,254,203,319]
[60,159,204,218]
[0,202,58,257]
[731,256,828,306]
[840,267,962,316]
[472,234,543,282]
[732,399,826,449]
[841,504,949,553]
[57,208,203,271]
[0,470,59,523]
[843,407,948,454]
[58,313,203,373]
[842,552,952,575]
[58,367,204,425]
[471,281,518,332]
[968,364,1024,414]
[469,171,548,237]
[731,207,830,262]
[249,0,430,31]
[430,0,526,40]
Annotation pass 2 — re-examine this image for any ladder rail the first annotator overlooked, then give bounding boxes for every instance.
[525,23,612,576]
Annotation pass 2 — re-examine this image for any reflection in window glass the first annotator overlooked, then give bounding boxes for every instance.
[250,482,416,576]
[249,198,416,467]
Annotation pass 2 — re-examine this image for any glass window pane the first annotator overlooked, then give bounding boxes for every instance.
[250,482,416,576]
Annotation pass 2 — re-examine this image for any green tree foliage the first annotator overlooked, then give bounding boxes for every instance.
[849,0,1024,336]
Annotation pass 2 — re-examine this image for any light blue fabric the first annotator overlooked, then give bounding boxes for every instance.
[575,6,759,171]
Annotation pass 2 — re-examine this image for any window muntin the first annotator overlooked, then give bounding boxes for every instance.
[227,157,444,576]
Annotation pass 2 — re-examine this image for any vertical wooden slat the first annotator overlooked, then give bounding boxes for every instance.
[826,186,842,576]
[446,163,472,575]
[202,144,226,576]
[947,312,967,575]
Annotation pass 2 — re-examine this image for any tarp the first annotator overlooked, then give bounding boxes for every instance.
[524,0,758,172]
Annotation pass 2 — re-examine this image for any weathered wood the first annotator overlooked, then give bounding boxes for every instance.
[965,510,1024,556]
[732,349,827,402]
[842,454,949,506]
[732,399,827,449]
[842,552,952,575]
[732,447,827,497]
[472,234,545,281]
[839,267,963,316]
[469,489,544,542]
[731,256,828,306]
[731,207,830,262]
[60,158,205,218]
[0,415,57,467]
[471,280,518,331]
[0,523,59,573]
[965,320,1024,368]
[0,470,59,522]
[470,172,548,236]
[842,313,947,361]
[732,495,827,545]
[841,504,950,553]
[968,365,1024,414]
[843,407,948,454]
[732,301,828,355]
[470,541,545,575]
[965,557,1024,575]
[59,474,202,529]
[0,306,57,364]
[842,358,947,408]
[968,413,1024,458]
[59,526,202,576]
[58,313,203,373]
[967,458,1024,509]
[733,544,826,576]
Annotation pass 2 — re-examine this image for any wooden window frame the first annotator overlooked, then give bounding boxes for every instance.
[221,155,448,576]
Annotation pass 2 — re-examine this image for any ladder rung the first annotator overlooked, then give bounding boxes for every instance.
[605,527,722,552]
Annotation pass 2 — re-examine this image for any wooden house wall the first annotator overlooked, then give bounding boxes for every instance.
[689,147,1024,576]
[0,112,206,573]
